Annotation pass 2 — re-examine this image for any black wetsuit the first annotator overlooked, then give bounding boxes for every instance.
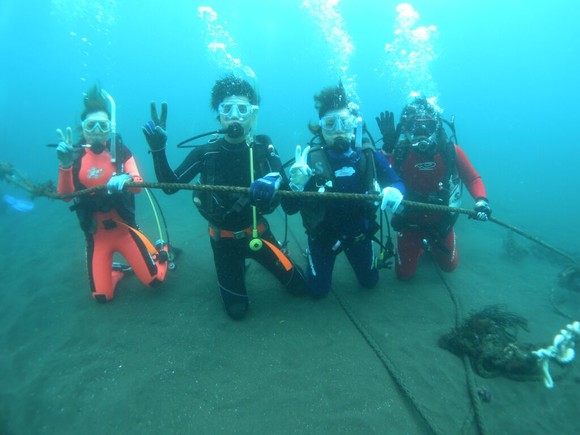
[151,135,306,318]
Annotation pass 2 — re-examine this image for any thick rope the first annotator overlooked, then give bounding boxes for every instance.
[331,288,443,435]
[283,216,441,433]
[42,181,470,210]
[32,178,562,432]
[435,265,488,435]
[488,217,576,264]
[35,180,576,264]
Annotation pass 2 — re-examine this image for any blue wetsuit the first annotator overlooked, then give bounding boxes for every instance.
[283,146,404,298]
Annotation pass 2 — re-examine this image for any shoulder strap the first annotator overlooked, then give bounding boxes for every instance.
[361,148,377,192]
[253,134,280,174]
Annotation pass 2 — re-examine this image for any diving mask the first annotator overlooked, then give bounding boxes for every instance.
[319,111,357,132]
[407,118,438,137]
[218,100,259,119]
[82,118,111,133]
[404,118,439,150]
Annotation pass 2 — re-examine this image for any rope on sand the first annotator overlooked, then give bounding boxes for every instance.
[30,178,570,433]
[331,288,443,435]
[435,265,489,435]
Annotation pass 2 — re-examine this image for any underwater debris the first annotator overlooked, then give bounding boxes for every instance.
[439,305,542,380]
[558,265,580,292]
[502,230,528,262]
[1,161,55,198]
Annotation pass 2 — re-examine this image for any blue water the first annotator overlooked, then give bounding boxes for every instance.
[1,1,579,433]
[1,0,578,246]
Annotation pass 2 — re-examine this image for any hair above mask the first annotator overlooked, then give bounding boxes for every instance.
[309,81,357,136]
[313,81,349,118]
[211,74,260,111]
[81,83,110,121]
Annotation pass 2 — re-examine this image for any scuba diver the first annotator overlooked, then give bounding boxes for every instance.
[142,74,306,320]
[281,82,406,298]
[375,96,491,280]
[55,84,169,302]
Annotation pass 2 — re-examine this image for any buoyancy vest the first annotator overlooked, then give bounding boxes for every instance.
[392,139,461,236]
[308,140,377,193]
[300,141,379,236]
[194,135,280,228]
[70,135,137,234]
[393,139,460,206]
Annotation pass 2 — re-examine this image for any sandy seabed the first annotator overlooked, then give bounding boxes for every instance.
[1,193,579,435]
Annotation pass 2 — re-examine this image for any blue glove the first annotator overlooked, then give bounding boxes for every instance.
[249,172,282,206]
[142,120,167,152]
[473,199,491,221]
[107,173,133,194]
[142,102,168,152]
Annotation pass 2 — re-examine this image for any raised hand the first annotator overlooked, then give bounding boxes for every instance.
[289,145,312,192]
[150,101,167,130]
[56,127,74,168]
[375,111,399,152]
[142,101,168,152]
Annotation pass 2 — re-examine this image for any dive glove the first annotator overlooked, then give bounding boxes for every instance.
[375,111,399,152]
[289,145,312,192]
[142,102,168,152]
[56,127,74,168]
[107,173,133,194]
[249,172,282,206]
[380,187,404,212]
[473,199,492,221]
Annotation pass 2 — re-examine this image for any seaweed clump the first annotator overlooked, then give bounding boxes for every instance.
[439,305,542,380]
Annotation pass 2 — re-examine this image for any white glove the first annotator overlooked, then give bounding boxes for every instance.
[107,173,133,194]
[56,127,74,168]
[473,199,491,221]
[289,145,312,192]
[380,187,403,212]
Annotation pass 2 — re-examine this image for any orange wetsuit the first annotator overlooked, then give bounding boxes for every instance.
[58,138,167,302]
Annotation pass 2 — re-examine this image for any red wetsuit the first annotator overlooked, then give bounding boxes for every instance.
[389,144,487,280]
[58,140,167,302]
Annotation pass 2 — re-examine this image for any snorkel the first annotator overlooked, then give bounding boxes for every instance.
[100,89,116,163]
